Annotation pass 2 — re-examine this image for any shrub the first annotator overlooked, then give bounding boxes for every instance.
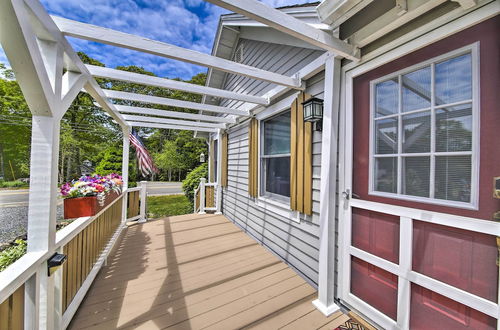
[182,163,208,203]
[0,240,27,272]
[0,180,28,188]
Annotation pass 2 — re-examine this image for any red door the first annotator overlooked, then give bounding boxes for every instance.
[342,16,500,330]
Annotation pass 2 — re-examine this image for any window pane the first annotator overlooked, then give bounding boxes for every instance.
[375,118,398,154]
[375,79,398,117]
[403,157,430,197]
[435,53,472,105]
[403,111,430,153]
[435,156,471,202]
[264,111,290,155]
[375,157,397,193]
[436,103,472,152]
[402,66,431,112]
[264,157,290,197]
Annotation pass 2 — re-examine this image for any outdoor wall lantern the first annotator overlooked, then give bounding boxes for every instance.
[200,152,205,163]
[47,252,67,276]
[302,97,323,131]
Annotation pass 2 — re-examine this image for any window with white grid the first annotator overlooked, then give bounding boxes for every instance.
[369,47,478,207]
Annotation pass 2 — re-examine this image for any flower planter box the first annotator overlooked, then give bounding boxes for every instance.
[63,191,120,219]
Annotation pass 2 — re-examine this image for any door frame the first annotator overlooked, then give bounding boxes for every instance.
[337,6,500,329]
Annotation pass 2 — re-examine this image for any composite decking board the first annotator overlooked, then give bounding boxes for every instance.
[70,214,343,330]
[242,294,317,329]
[317,314,352,330]
[79,249,278,308]
[280,309,345,330]
[85,247,274,297]
[73,264,291,327]
[75,262,290,328]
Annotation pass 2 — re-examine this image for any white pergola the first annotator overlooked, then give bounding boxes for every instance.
[0,0,360,327]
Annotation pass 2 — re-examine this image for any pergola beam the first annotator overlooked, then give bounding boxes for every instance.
[52,16,302,89]
[22,0,128,127]
[103,89,249,116]
[87,65,268,105]
[204,0,360,61]
[127,121,218,133]
[122,114,226,129]
[115,105,236,124]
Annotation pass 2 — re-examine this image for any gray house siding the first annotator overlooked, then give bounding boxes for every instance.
[219,38,324,111]
[222,66,326,285]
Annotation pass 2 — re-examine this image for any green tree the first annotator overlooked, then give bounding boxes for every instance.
[0,64,31,180]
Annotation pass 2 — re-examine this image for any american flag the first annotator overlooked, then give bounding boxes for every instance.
[129,131,158,177]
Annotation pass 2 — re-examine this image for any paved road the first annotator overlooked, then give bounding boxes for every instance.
[145,182,183,196]
[0,189,30,207]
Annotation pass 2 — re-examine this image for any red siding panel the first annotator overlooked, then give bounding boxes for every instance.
[413,221,498,302]
[410,284,496,330]
[352,208,400,263]
[351,257,398,320]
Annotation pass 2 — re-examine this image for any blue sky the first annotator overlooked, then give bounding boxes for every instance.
[0,0,315,80]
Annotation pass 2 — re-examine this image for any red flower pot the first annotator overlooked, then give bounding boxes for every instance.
[64,196,99,219]
[63,191,121,219]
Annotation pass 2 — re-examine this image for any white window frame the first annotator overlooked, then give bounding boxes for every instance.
[254,93,302,222]
[368,44,480,210]
[260,110,292,204]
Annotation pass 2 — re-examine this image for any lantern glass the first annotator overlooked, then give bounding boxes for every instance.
[200,152,205,163]
[302,98,323,122]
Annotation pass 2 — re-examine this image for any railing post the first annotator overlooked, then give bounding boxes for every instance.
[215,130,223,214]
[199,178,206,215]
[121,126,130,223]
[193,188,198,213]
[138,181,147,223]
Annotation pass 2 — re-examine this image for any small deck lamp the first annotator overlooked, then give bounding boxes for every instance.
[302,97,323,131]
[200,152,205,163]
[47,252,67,276]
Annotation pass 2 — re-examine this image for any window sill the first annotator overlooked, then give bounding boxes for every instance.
[255,196,301,223]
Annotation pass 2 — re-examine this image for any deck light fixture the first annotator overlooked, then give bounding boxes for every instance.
[47,252,67,276]
[200,152,205,163]
[302,97,323,131]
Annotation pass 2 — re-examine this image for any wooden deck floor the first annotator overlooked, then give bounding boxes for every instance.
[69,214,348,330]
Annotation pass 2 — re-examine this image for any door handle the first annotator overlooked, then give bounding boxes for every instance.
[342,189,351,200]
[342,189,360,200]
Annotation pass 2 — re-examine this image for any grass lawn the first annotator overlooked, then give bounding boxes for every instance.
[147,194,193,218]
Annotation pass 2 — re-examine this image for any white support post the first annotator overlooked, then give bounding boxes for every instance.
[138,181,147,223]
[121,126,130,223]
[313,54,342,316]
[215,130,223,215]
[26,115,62,329]
[199,178,206,215]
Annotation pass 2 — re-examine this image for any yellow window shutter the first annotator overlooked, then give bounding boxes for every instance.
[290,92,313,215]
[221,133,228,188]
[248,118,258,198]
[209,139,215,182]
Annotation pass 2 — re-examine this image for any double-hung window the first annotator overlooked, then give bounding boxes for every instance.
[260,110,291,201]
[370,47,478,207]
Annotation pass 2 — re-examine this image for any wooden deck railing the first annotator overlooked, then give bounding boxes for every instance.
[0,284,24,330]
[194,178,218,214]
[0,185,148,329]
[62,196,122,312]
